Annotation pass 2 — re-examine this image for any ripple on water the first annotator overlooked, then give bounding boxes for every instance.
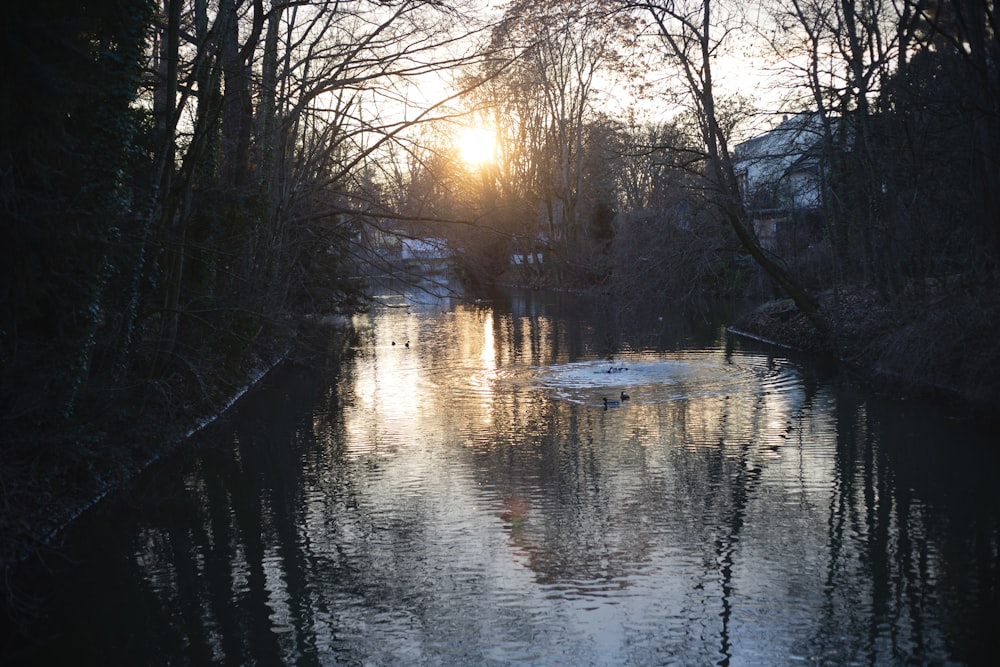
[519,351,802,409]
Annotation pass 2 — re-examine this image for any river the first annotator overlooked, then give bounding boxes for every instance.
[9,284,1000,665]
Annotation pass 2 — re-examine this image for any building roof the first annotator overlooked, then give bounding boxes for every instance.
[734,112,824,165]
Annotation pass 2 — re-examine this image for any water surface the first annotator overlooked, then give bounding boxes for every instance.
[14,286,1000,665]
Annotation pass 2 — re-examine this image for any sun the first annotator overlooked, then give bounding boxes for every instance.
[457,126,497,167]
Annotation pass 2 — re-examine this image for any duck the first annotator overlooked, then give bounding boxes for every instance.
[405,340,410,348]
[603,397,621,409]
[620,390,630,401]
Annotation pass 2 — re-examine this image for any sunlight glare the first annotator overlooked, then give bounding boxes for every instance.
[457,126,497,167]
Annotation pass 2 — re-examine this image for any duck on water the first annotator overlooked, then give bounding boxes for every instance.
[604,391,631,409]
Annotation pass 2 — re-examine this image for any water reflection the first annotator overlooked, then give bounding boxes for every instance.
[17,288,1000,666]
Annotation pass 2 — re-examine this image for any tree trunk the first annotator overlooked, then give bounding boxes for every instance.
[219,0,253,190]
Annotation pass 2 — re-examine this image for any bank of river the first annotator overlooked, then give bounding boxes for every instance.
[731,287,1000,415]
[0,349,290,579]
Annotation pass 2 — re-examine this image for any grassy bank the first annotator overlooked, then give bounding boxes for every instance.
[0,335,290,594]
[731,286,1000,415]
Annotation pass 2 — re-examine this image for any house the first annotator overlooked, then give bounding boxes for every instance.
[733,113,826,250]
[510,232,547,268]
[400,237,453,272]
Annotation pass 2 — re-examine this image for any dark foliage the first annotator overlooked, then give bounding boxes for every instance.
[1,0,153,420]
[0,0,369,579]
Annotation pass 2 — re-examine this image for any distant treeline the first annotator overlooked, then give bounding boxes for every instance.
[1,0,998,460]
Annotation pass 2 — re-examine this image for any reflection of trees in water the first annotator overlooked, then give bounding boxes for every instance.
[127,356,366,664]
[467,346,999,664]
[709,437,765,667]
[119,297,1000,665]
[471,380,772,594]
[813,386,1000,664]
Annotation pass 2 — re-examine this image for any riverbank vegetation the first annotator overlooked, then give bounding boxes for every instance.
[2,0,998,610]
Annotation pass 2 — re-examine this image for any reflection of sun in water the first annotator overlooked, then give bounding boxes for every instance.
[457,126,497,167]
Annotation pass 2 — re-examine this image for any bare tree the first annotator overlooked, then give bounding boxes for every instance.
[134,0,500,352]
[624,0,828,333]
[456,0,639,283]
